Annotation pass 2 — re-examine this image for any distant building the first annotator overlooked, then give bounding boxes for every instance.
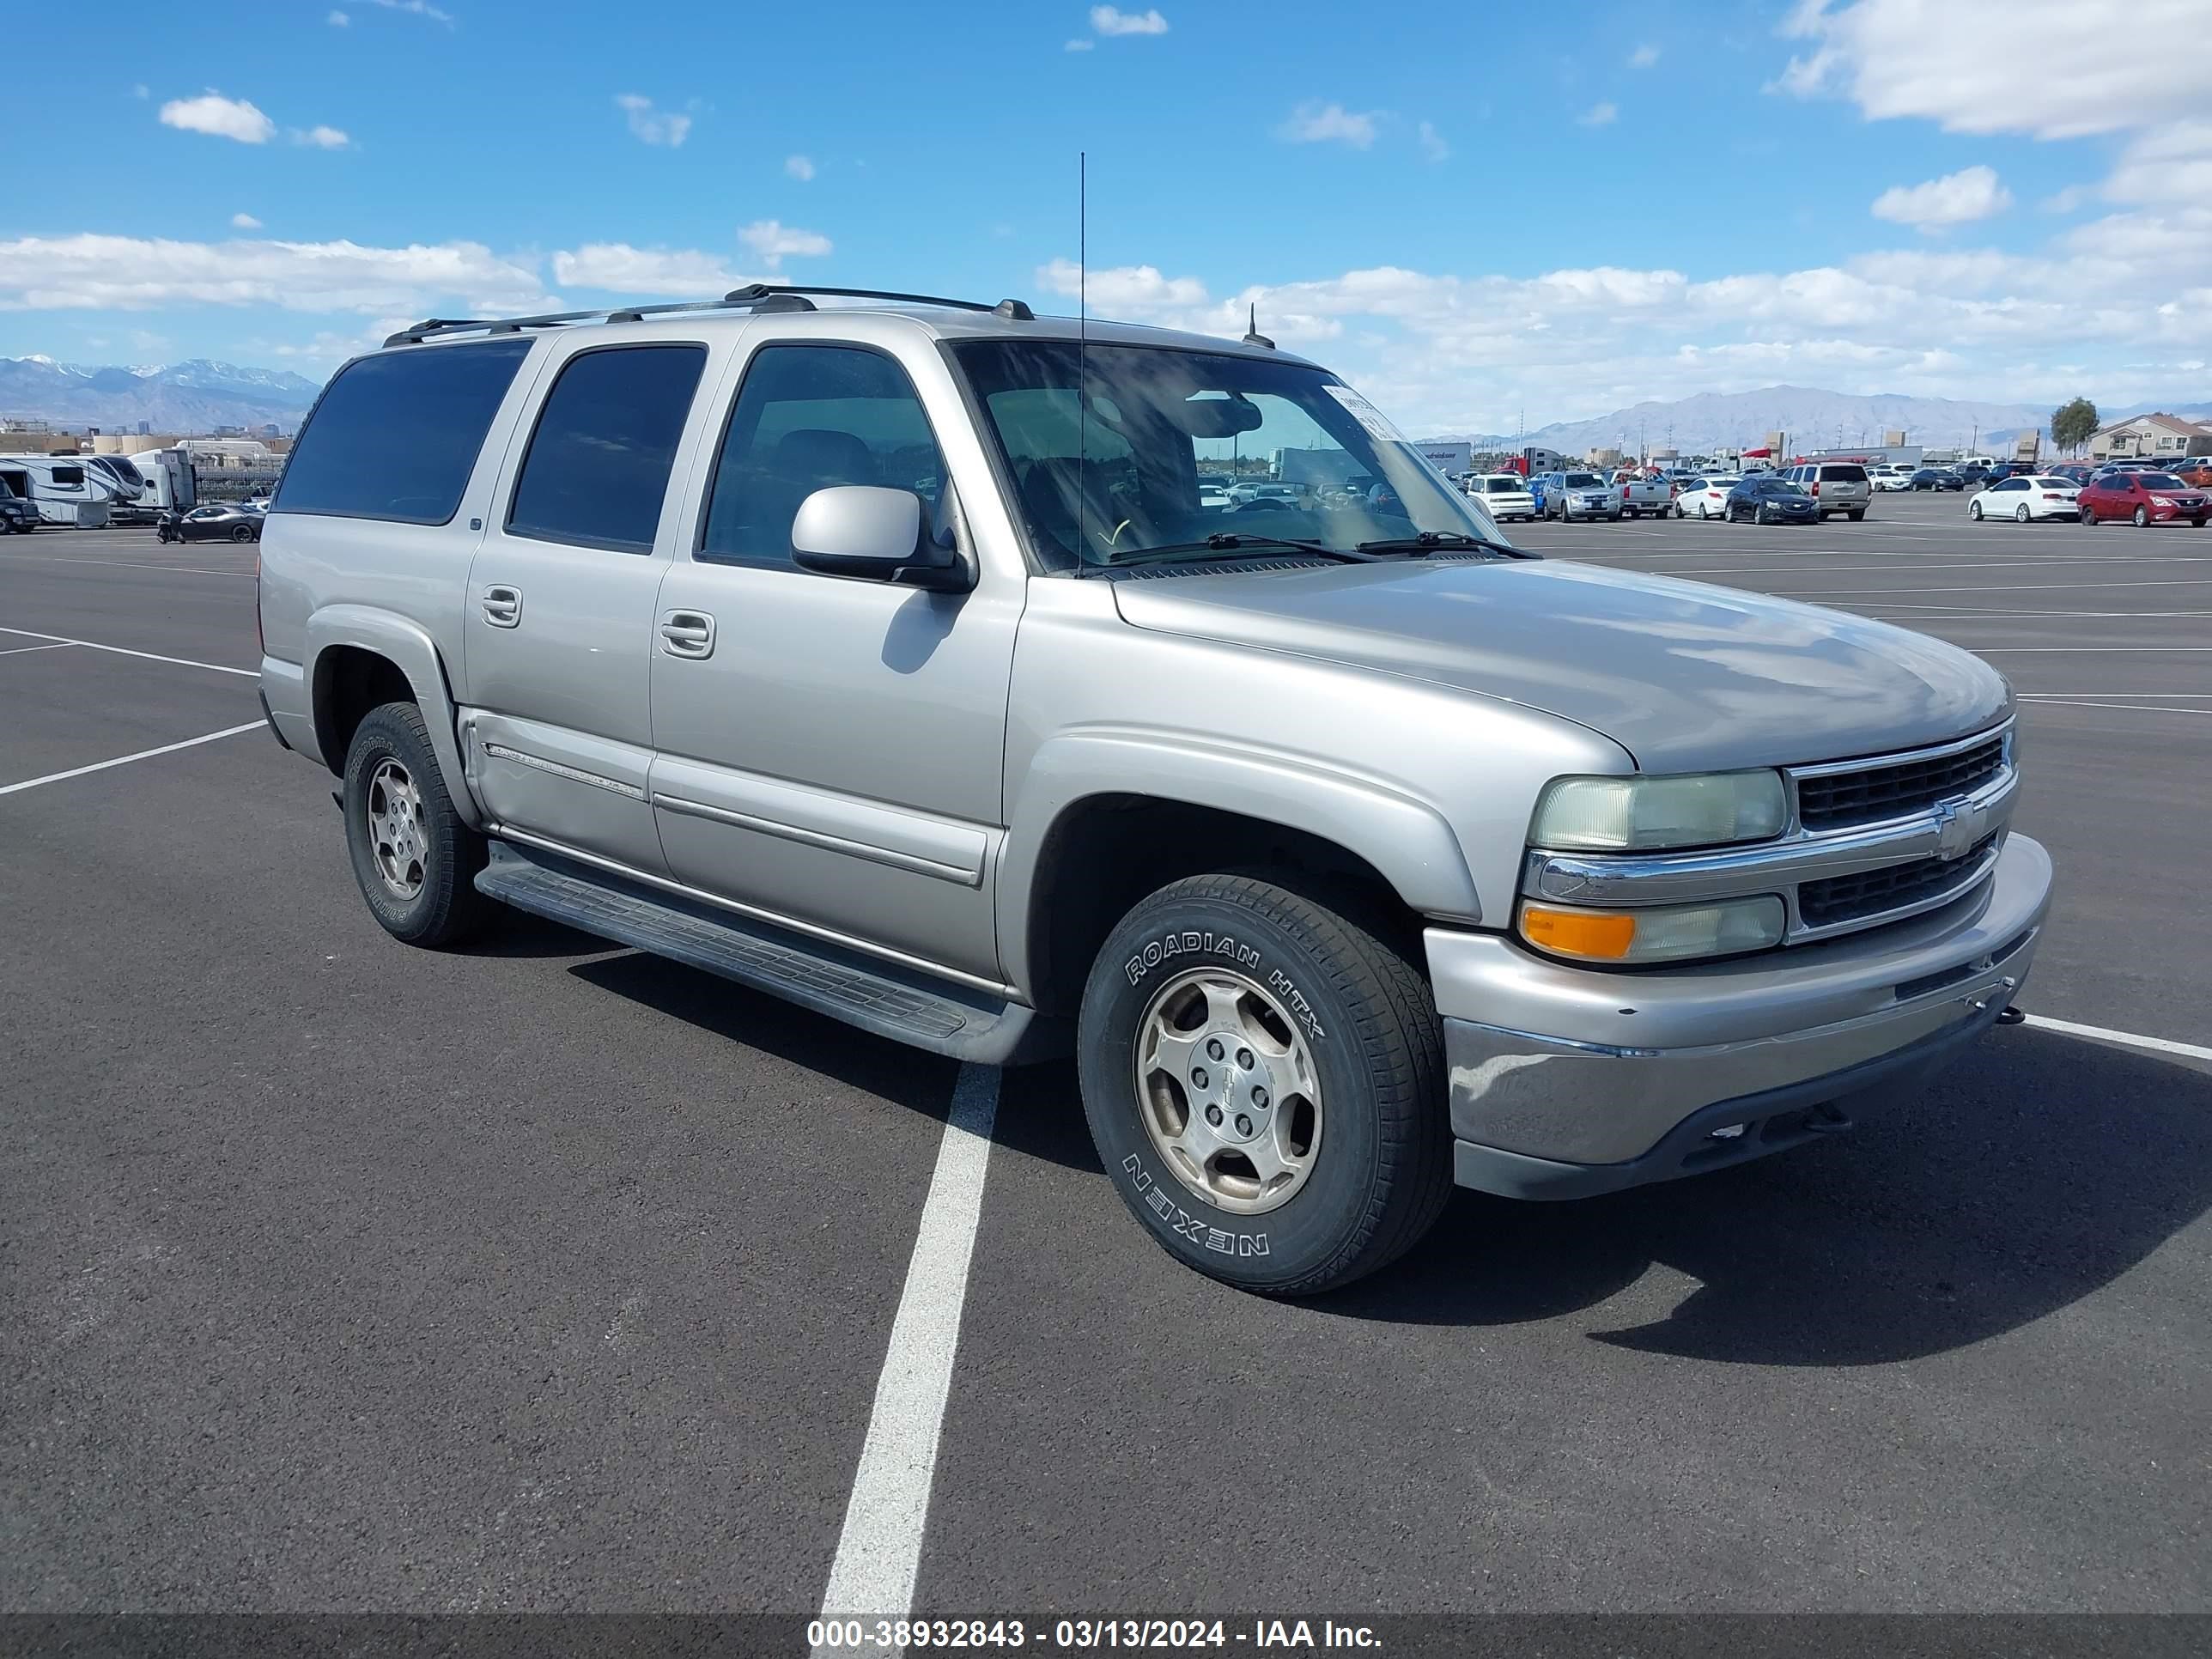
[137,420,151,436]
[2087,412,2212,461]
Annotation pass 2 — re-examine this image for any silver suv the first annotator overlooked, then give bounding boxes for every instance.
[1782,462,1874,520]
[257,284,2051,1295]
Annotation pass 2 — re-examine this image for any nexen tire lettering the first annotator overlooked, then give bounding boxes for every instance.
[1124,929,1261,986]
[1121,1153,1271,1255]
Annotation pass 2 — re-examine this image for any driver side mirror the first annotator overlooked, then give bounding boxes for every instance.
[791,486,969,592]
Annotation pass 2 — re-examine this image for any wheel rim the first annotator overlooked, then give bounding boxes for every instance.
[1131,967,1323,1216]
[2017,505,2030,523]
[2136,507,2148,526]
[1971,502,1981,519]
[365,757,428,901]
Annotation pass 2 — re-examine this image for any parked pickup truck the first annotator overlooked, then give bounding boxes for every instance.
[1615,473,1675,519]
[257,283,2052,1296]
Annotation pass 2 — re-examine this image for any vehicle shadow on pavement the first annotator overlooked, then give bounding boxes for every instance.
[1322,1030,2212,1363]
[456,908,623,959]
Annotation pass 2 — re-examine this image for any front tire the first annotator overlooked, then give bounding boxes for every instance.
[2134,506,2149,527]
[1079,874,1450,1296]
[1971,501,1983,520]
[343,702,491,948]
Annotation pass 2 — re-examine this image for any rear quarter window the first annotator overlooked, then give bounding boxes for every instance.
[276,337,536,525]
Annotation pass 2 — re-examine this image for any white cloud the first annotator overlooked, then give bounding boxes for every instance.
[1629,43,1660,67]
[292,125,352,149]
[0,234,549,317]
[1578,102,1618,127]
[1276,101,1378,149]
[1417,120,1449,163]
[1037,258,1207,312]
[1065,38,1094,51]
[1778,0,2203,139]
[2040,184,2094,214]
[615,94,691,148]
[131,83,149,100]
[1090,6,1168,35]
[1870,165,2011,228]
[327,9,349,24]
[230,212,263,230]
[784,154,816,181]
[737,219,832,268]
[368,0,453,25]
[552,244,752,298]
[159,93,276,145]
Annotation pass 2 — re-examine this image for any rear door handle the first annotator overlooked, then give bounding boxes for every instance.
[659,609,716,659]
[481,584,522,627]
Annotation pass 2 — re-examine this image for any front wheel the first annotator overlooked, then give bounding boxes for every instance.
[343,702,492,948]
[1079,873,1449,1296]
[1970,501,1983,520]
[2134,506,2149,527]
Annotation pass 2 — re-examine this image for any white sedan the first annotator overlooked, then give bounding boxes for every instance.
[1869,465,1917,491]
[1465,473,1537,521]
[1968,475,2081,522]
[1675,476,1741,520]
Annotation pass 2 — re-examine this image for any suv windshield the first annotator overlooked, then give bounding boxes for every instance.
[1562,472,1603,488]
[1482,477,1523,492]
[948,339,1512,569]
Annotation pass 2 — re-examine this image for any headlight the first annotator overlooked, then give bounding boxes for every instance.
[2151,495,2174,507]
[1519,896,1786,964]
[1530,771,1789,852]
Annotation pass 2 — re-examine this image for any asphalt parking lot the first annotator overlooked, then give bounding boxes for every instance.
[3,502,2208,1625]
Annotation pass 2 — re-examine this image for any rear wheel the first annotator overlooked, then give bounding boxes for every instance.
[1079,873,1450,1296]
[2015,503,2031,523]
[1848,509,1866,521]
[2080,506,2096,525]
[342,702,491,948]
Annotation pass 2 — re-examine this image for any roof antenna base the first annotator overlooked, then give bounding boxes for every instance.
[1242,302,1274,350]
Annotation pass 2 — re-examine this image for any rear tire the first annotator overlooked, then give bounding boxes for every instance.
[2015,504,2031,523]
[1848,509,1866,521]
[230,524,253,542]
[342,702,491,949]
[2080,506,2096,526]
[1079,873,1450,1297]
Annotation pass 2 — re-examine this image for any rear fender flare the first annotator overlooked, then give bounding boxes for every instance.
[305,605,483,830]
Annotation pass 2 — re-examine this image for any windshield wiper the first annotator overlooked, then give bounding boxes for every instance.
[1094,533,1377,569]
[1354,530,1541,561]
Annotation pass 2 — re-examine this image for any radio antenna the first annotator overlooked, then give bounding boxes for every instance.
[1078,149,1089,564]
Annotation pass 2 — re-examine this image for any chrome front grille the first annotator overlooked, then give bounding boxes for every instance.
[1797,831,2000,928]
[1795,733,2005,831]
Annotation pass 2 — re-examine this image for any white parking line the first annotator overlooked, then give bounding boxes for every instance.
[812,1062,1000,1650]
[2016,698,2212,718]
[0,554,251,576]
[0,626,256,678]
[0,722,265,797]
[2027,1015,2212,1065]
[0,642,72,657]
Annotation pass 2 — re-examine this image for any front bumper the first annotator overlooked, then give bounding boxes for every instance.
[1431,832,2052,1199]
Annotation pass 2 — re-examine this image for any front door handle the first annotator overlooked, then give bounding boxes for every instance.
[482,584,523,628]
[659,609,716,659]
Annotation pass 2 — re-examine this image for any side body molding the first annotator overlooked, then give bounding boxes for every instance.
[305,604,484,829]
[997,726,1483,996]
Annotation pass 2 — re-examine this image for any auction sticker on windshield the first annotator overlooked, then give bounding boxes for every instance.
[1322,383,1406,444]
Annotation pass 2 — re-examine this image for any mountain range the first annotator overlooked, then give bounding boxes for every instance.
[1424,385,2212,457]
[0,357,325,436]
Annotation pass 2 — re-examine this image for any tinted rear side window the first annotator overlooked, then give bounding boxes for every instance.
[1820,465,1869,482]
[277,338,533,524]
[507,344,708,554]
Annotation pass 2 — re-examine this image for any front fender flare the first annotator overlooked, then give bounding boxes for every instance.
[998,727,1482,995]
[305,605,483,830]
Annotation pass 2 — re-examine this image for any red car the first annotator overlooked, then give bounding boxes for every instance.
[2075,470,2209,527]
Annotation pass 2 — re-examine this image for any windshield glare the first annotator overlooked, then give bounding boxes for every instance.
[948,339,1512,568]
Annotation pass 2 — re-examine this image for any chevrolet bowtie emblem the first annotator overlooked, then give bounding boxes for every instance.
[1933,797,1981,861]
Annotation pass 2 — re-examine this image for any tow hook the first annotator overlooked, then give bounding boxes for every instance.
[1994,1006,2027,1026]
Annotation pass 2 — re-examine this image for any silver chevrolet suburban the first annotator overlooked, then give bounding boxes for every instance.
[257,284,2051,1296]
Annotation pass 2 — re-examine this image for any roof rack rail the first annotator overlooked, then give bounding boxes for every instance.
[385,284,1039,349]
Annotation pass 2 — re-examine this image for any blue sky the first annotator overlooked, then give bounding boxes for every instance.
[3,0,2205,433]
